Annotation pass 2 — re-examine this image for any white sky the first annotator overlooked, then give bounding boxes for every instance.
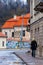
[1,0,27,5]
[20,0,27,4]
[21,0,27,2]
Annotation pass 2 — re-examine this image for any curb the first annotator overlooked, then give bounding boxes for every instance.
[13,52,29,65]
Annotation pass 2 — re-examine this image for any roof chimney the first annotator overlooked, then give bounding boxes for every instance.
[14,15,16,19]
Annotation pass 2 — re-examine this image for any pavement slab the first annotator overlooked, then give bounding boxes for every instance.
[15,52,43,65]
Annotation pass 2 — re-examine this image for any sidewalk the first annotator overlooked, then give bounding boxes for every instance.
[15,52,43,65]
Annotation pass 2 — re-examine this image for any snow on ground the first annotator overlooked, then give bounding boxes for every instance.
[0,50,25,65]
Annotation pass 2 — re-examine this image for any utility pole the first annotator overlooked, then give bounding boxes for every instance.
[20,15,24,41]
[20,15,24,47]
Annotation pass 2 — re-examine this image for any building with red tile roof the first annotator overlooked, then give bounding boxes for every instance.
[0,32,6,48]
[0,32,6,37]
[2,13,30,42]
[2,13,30,29]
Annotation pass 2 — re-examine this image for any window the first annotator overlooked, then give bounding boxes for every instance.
[23,30,25,36]
[5,32,7,35]
[31,30,33,38]
[2,41,4,47]
[35,28,36,33]
[38,27,39,32]
[12,32,14,37]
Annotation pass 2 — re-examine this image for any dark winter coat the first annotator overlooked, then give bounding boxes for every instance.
[31,40,37,50]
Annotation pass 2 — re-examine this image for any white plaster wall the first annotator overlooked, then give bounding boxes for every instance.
[2,29,14,38]
[2,27,26,38]
[0,38,6,48]
[14,27,27,38]
[14,27,26,31]
[24,31,30,40]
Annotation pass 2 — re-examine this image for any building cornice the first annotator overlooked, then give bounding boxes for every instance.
[30,17,43,25]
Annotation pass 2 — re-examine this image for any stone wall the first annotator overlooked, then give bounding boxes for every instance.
[30,18,43,56]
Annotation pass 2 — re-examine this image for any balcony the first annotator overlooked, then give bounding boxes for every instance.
[34,0,43,12]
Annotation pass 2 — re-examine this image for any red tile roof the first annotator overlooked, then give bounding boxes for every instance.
[2,13,30,29]
[0,32,6,37]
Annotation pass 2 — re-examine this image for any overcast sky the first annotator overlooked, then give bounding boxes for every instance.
[20,0,27,4]
[1,0,27,5]
[0,0,30,26]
